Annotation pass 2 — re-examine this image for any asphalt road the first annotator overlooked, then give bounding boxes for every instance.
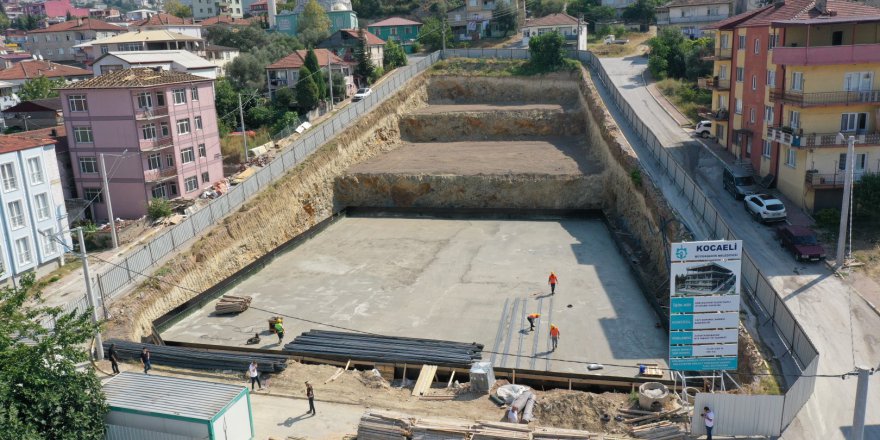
[597,56,880,440]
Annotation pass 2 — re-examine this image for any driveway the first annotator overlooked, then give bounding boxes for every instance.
[597,55,880,440]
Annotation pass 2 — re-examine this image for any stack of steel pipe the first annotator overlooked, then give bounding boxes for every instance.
[283,331,483,365]
[103,340,288,373]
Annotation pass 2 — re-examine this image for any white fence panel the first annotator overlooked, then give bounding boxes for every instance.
[781,356,818,427]
[692,393,785,436]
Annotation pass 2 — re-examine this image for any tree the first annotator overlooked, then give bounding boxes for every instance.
[163,0,192,18]
[646,28,712,80]
[622,0,658,26]
[492,0,518,37]
[567,0,616,32]
[19,76,65,101]
[0,10,10,30]
[0,273,108,438]
[854,173,880,222]
[213,77,241,135]
[420,17,452,51]
[528,31,565,71]
[295,65,320,113]
[531,0,565,16]
[383,39,407,70]
[298,0,331,47]
[324,70,345,102]
[14,14,41,30]
[226,53,266,90]
[303,48,327,100]
[354,29,375,84]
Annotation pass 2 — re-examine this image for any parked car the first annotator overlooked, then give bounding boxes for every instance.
[743,193,787,223]
[723,167,758,200]
[352,88,372,102]
[603,35,629,44]
[695,120,712,138]
[777,225,826,262]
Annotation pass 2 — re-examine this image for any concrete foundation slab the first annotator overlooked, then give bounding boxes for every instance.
[161,216,668,376]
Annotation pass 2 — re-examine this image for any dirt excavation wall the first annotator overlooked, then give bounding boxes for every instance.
[399,108,583,142]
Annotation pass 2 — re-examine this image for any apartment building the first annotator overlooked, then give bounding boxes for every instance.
[133,12,203,39]
[702,0,880,213]
[25,18,126,62]
[59,68,224,221]
[74,30,204,63]
[91,50,219,78]
[656,0,732,38]
[0,135,71,283]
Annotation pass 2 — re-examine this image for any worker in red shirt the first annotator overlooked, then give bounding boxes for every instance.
[548,272,558,295]
[549,324,560,351]
[527,313,541,331]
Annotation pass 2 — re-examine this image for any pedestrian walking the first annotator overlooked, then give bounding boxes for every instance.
[140,347,151,374]
[274,321,285,344]
[248,361,262,390]
[108,343,120,374]
[548,272,558,295]
[305,381,316,415]
[549,324,560,351]
[701,406,715,440]
[527,313,541,331]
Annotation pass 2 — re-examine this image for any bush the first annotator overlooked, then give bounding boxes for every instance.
[528,31,566,72]
[148,198,173,220]
[411,41,422,53]
[368,66,384,84]
[815,208,840,231]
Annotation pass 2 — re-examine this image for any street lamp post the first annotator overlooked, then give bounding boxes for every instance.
[836,134,855,268]
[99,154,118,249]
[76,227,104,361]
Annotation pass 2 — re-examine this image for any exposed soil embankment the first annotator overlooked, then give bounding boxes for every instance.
[400,107,583,142]
[428,75,580,107]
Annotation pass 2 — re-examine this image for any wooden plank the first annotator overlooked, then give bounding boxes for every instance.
[447,371,456,388]
[412,365,437,396]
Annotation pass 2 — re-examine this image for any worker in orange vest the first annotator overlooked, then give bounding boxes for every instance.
[549,324,560,351]
[527,313,541,331]
[548,272,558,295]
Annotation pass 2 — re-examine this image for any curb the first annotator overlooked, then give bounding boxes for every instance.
[640,72,692,128]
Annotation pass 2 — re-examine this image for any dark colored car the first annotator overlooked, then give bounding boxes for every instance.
[777,225,826,262]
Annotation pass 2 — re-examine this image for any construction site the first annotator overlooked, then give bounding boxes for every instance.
[103,59,780,439]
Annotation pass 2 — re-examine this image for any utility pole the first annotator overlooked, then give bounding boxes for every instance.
[76,227,104,361]
[442,17,447,52]
[99,154,118,249]
[328,62,334,111]
[836,134,855,268]
[238,94,248,162]
[851,366,873,440]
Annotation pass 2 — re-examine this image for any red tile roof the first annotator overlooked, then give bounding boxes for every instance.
[29,17,125,33]
[41,0,89,18]
[60,68,210,89]
[199,15,254,26]
[133,13,197,26]
[250,0,267,6]
[524,12,579,28]
[339,29,385,45]
[267,49,345,69]
[6,126,67,152]
[0,135,53,154]
[0,60,91,81]
[369,17,422,27]
[705,0,880,29]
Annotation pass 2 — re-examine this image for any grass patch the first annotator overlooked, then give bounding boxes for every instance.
[654,78,711,123]
[430,58,579,77]
[35,259,83,289]
[221,127,272,164]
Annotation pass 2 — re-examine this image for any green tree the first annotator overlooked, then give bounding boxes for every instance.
[420,17,452,51]
[528,31,565,71]
[325,70,345,101]
[272,111,300,133]
[295,65,320,112]
[147,198,172,219]
[298,0,331,47]
[622,0,658,26]
[163,0,192,18]
[854,173,880,221]
[226,53,266,90]
[531,0,565,16]
[0,273,108,438]
[567,0,616,32]
[14,14,41,30]
[273,87,297,110]
[354,29,375,84]
[213,77,241,135]
[492,0,518,37]
[383,39,407,70]
[0,7,10,30]
[19,76,65,101]
[303,48,327,100]
[646,28,712,80]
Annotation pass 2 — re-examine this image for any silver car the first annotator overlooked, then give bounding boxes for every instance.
[744,194,787,223]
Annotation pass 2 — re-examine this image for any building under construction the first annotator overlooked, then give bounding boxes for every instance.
[675,262,736,295]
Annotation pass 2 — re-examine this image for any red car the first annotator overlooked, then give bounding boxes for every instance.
[777,225,826,262]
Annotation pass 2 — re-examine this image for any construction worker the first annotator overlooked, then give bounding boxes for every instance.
[274,320,285,344]
[527,313,541,331]
[548,272,558,295]
[550,324,560,351]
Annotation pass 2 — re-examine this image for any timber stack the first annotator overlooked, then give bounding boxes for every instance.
[214,295,253,314]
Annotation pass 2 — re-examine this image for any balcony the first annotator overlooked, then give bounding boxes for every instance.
[139,136,174,152]
[144,167,178,183]
[659,15,730,25]
[769,89,880,107]
[767,126,880,148]
[698,77,730,91]
[703,47,732,60]
[699,108,729,121]
[135,106,169,120]
[805,170,870,189]
[772,44,880,66]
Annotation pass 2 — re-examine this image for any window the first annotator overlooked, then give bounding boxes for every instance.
[762,140,772,158]
[58,48,64,55]
[768,34,777,50]
[840,113,868,132]
[151,184,167,199]
[766,70,775,87]
[832,30,843,46]
[735,98,742,115]
[839,153,867,171]
[120,42,141,51]
[720,34,729,48]
[40,228,57,255]
[184,176,198,192]
[177,118,191,135]
[191,87,199,100]
[749,107,756,123]
[79,157,98,174]
[791,72,804,91]
[201,171,210,183]
[173,88,187,104]
[73,126,93,143]
[754,38,760,54]
[198,143,206,157]
[718,95,728,110]
[719,65,728,80]
[34,193,50,220]
[1,162,17,192]
[752,75,757,90]
[67,94,88,112]
[736,67,744,82]
[166,154,175,167]
[738,35,745,50]
[169,182,178,196]
[142,123,157,140]
[785,148,796,167]
[148,153,161,170]
[160,122,170,137]
[181,147,195,163]
[194,116,203,130]
[765,105,774,123]
[156,92,166,107]
[789,110,800,129]
[745,137,752,157]
[15,237,31,265]
[100,45,109,55]
[27,157,43,184]
[7,200,24,229]
[82,187,103,203]
[137,92,153,109]
[844,72,873,92]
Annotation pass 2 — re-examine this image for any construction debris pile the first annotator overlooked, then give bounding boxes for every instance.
[284,331,483,365]
[214,294,252,314]
[618,407,690,440]
[104,340,288,373]
[356,411,632,440]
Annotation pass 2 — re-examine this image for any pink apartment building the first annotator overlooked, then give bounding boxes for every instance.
[60,68,224,221]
